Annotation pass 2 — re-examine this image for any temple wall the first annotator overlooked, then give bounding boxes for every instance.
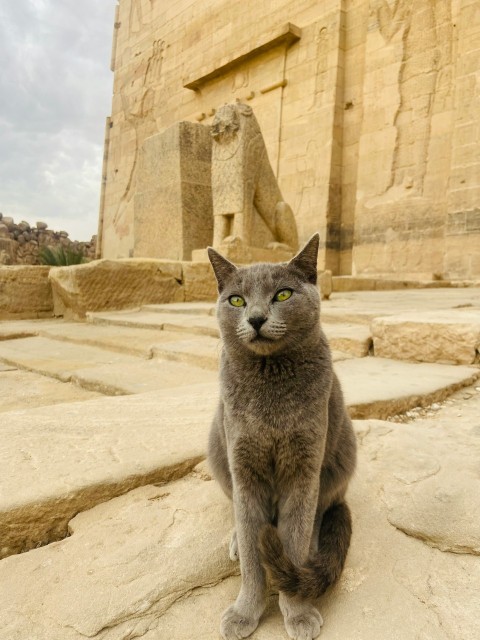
[99,0,480,278]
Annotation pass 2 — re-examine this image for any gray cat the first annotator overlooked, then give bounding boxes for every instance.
[207,234,357,640]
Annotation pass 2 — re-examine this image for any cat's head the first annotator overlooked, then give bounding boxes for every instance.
[208,235,320,356]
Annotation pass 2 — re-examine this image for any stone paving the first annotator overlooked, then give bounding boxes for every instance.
[0,289,479,639]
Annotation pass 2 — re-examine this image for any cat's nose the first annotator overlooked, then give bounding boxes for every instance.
[248,316,267,332]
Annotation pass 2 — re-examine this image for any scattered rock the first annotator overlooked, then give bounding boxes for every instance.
[0,214,96,265]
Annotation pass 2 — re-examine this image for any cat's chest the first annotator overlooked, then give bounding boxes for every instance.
[223,366,325,429]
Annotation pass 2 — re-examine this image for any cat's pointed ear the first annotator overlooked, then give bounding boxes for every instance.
[288,233,319,284]
[207,247,238,292]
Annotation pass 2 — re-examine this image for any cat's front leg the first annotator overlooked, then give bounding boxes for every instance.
[220,482,269,640]
[277,476,323,640]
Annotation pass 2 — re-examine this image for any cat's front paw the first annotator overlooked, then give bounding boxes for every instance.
[220,604,260,640]
[284,604,323,640]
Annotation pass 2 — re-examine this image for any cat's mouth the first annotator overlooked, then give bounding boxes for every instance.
[250,334,275,343]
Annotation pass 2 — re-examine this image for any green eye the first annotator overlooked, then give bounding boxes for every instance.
[229,295,245,307]
[274,289,292,302]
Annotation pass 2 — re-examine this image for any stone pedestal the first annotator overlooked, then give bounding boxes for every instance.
[133,122,213,261]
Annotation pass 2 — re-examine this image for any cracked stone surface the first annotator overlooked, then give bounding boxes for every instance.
[2,401,480,639]
[0,384,218,558]
[0,469,238,640]
[376,391,480,555]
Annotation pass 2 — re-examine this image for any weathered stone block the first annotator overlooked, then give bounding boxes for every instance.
[133,122,213,261]
[182,261,218,302]
[0,266,53,319]
[49,259,184,319]
[372,310,480,364]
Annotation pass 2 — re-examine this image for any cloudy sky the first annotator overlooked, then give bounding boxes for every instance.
[0,0,117,241]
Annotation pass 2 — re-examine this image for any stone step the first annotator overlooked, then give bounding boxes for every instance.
[38,323,201,360]
[143,302,216,315]
[88,310,371,357]
[0,471,237,638]
[71,359,217,395]
[2,401,479,639]
[0,336,140,382]
[88,309,221,338]
[323,322,372,357]
[371,309,480,365]
[0,368,101,413]
[0,318,221,363]
[0,336,216,394]
[0,358,477,561]
[337,357,479,420]
[152,336,222,370]
[0,384,218,559]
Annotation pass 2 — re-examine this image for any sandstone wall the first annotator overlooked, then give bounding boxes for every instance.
[99,0,480,279]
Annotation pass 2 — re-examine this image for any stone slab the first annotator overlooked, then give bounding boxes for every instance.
[0,384,218,558]
[71,359,217,395]
[49,259,185,319]
[143,302,216,315]
[1,352,477,560]
[322,322,372,357]
[372,309,480,365]
[152,336,222,370]
[0,369,100,413]
[0,473,238,639]
[0,319,210,360]
[0,336,140,382]
[38,323,194,359]
[332,275,461,292]
[88,309,220,337]
[338,357,479,420]
[0,318,61,341]
[320,288,480,325]
[2,403,480,639]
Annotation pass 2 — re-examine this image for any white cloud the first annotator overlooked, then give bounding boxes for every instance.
[0,0,116,241]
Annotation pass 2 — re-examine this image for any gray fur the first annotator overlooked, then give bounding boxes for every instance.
[207,235,357,640]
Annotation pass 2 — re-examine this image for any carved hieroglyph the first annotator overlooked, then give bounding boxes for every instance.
[375,0,452,195]
[210,103,299,254]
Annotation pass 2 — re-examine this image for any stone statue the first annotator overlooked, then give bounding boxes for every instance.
[210,103,298,260]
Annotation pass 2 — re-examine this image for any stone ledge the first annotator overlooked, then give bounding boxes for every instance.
[332,276,480,292]
[183,23,301,90]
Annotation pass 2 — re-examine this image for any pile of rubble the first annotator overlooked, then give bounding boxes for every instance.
[0,213,96,265]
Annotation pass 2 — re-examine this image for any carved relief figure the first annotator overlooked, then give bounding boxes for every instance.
[128,0,154,35]
[113,40,165,235]
[211,103,299,252]
[374,0,452,195]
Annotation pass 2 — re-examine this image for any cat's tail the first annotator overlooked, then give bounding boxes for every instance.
[258,502,352,599]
